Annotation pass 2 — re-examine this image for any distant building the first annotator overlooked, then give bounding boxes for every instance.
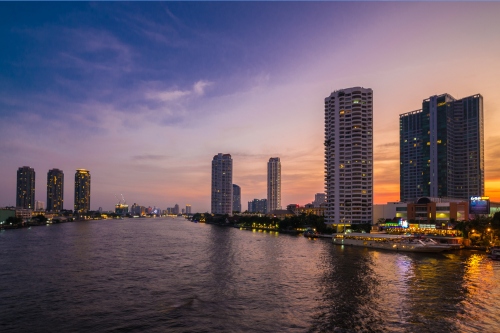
[267,157,281,212]
[186,204,192,214]
[16,166,35,209]
[74,169,91,213]
[35,200,45,211]
[248,199,267,214]
[211,153,233,215]
[400,93,484,202]
[313,193,326,207]
[232,184,241,213]
[115,203,129,216]
[324,87,373,227]
[47,168,64,212]
[174,204,180,215]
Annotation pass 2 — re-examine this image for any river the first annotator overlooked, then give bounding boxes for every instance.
[1,217,499,332]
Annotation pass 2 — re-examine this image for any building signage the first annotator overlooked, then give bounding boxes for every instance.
[469,196,490,215]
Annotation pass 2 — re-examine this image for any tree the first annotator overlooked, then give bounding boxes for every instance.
[6,216,23,226]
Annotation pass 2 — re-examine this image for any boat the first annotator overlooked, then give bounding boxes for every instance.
[303,228,319,238]
[490,246,500,260]
[333,233,453,253]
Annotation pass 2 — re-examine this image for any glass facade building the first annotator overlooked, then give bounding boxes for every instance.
[232,184,241,213]
[400,93,484,202]
[16,166,35,209]
[74,169,91,213]
[47,168,64,212]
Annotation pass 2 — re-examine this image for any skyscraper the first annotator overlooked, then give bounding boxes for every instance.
[47,168,64,212]
[16,166,35,209]
[400,93,484,202]
[186,204,192,214]
[74,169,91,213]
[211,153,233,215]
[324,87,373,227]
[232,184,241,213]
[267,157,281,213]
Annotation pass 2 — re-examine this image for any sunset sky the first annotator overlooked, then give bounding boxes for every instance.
[1,2,499,212]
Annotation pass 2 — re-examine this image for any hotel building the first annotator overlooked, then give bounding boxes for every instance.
[16,166,35,209]
[324,87,373,227]
[400,93,484,202]
[74,169,91,213]
[47,168,64,212]
[211,153,233,215]
[267,157,281,213]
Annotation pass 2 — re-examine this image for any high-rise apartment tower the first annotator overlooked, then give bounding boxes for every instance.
[324,87,373,226]
[400,93,484,202]
[47,168,64,212]
[211,153,233,215]
[232,184,241,213]
[74,169,91,213]
[267,157,281,213]
[16,166,35,209]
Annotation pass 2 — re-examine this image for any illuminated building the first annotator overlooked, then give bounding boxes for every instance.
[324,87,374,227]
[74,169,91,213]
[373,197,469,228]
[47,168,64,212]
[232,184,241,213]
[248,199,267,213]
[267,157,281,212]
[211,153,233,215]
[186,204,192,214]
[400,93,484,202]
[16,166,35,209]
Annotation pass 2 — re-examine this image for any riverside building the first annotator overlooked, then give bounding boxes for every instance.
[211,153,233,215]
[74,169,91,213]
[400,93,484,202]
[232,184,241,213]
[267,157,281,212]
[16,166,35,209]
[47,168,64,212]
[324,87,373,229]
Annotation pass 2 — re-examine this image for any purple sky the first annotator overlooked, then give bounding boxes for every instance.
[1,2,500,212]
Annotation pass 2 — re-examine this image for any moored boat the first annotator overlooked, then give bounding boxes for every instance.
[333,233,453,253]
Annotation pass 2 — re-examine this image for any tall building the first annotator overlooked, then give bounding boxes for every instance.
[232,184,241,213]
[324,87,373,227]
[267,157,281,212]
[248,199,267,214]
[211,153,233,215]
[47,168,64,212]
[186,204,192,214]
[400,93,484,202]
[74,169,91,213]
[16,166,35,209]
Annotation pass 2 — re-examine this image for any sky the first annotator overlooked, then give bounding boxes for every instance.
[1,2,500,213]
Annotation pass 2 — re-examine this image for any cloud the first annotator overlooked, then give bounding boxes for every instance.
[146,80,213,103]
[193,80,212,95]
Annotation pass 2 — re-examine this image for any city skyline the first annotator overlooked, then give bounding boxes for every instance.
[1,2,500,212]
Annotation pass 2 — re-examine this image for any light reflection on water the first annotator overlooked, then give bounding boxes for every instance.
[0,218,499,333]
